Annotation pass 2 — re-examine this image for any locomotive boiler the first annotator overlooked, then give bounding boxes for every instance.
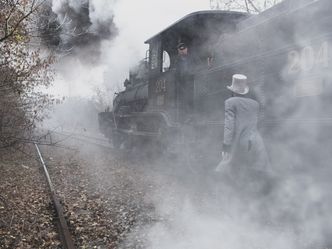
[99,0,332,169]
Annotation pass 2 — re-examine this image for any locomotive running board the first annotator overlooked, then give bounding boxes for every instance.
[116,128,159,137]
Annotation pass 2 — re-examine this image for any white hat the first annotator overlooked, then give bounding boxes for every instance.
[227,74,249,95]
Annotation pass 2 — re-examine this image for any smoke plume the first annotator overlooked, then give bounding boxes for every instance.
[39,0,118,63]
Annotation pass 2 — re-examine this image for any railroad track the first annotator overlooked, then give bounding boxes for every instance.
[37,129,113,149]
[32,130,153,248]
[34,143,76,249]
[56,130,112,148]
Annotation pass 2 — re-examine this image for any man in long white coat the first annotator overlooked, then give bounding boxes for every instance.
[221,74,270,192]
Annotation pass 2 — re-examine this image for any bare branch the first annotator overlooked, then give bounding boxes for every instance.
[0,0,47,42]
[244,0,250,12]
[247,0,261,13]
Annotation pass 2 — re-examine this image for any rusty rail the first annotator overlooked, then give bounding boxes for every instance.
[34,143,75,249]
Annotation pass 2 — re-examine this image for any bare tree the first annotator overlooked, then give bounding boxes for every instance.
[0,0,55,150]
[210,0,283,13]
[0,0,47,42]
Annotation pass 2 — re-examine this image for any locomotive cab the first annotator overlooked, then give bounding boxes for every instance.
[144,11,249,125]
[99,11,250,149]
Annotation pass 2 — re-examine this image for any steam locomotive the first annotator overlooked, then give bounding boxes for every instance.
[99,0,332,168]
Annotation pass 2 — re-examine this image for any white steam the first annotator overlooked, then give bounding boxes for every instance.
[50,0,209,99]
[52,0,84,13]
[47,2,332,248]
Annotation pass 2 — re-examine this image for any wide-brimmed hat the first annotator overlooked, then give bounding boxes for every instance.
[227,74,249,95]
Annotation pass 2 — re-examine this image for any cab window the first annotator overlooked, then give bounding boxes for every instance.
[162,50,171,72]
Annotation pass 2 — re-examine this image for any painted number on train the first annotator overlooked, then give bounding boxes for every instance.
[155,79,167,93]
[288,41,329,74]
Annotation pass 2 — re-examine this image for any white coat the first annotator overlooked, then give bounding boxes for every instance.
[223,95,269,172]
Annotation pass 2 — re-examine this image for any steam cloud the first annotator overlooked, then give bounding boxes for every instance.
[44,1,332,247]
[39,0,118,62]
[118,2,332,249]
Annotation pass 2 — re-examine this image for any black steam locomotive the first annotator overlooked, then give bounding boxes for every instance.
[99,0,332,168]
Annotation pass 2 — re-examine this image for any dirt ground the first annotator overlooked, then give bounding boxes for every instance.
[0,140,165,249]
[4,139,331,249]
[0,129,215,249]
[41,142,159,249]
[0,147,61,249]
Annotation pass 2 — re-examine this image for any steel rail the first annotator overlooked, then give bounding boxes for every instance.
[34,143,75,249]
[49,130,113,149]
[53,130,109,143]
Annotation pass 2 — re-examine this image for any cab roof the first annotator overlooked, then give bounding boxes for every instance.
[144,10,250,44]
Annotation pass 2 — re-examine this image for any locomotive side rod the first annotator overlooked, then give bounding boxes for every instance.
[34,143,76,249]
